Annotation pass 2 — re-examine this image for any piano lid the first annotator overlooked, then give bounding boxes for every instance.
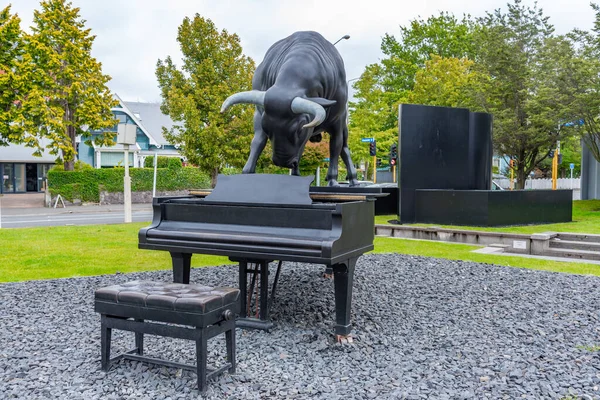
[204,174,314,205]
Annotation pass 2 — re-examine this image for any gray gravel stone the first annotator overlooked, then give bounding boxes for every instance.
[1,254,600,399]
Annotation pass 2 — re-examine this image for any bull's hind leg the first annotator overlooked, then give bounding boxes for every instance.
[243,110,268,174]
[340,124,359,186]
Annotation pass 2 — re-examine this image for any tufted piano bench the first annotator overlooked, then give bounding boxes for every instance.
[94,280,240,392]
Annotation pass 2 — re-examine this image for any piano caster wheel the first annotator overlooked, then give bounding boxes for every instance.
[336,334,353,344]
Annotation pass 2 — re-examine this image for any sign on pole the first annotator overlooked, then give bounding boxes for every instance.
[361,137,374,143]
[570,163,575,170]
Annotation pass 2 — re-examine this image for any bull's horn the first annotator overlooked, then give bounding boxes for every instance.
[291,97,326,128]
[220,90,266,113]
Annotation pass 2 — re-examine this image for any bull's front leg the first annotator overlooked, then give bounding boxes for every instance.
[243,110,268,174]
[326,129,343,186]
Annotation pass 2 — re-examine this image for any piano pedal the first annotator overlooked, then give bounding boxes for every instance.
[335,334,354,344]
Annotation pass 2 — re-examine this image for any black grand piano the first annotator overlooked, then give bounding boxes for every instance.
[138,174,376,337]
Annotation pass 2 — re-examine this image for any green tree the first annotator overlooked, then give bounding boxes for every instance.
[473,0,573,189]
[156,15,255,187]
[407,55,489,110]
[26,0,117,170]
[299,140,329,176]
[559,3,600,163]
[0,5,24,146]
[349,12,476,171]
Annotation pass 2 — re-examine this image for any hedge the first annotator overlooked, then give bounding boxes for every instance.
[143,156,182,169]
[48,167,211,202]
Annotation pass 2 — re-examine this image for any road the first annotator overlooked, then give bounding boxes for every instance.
[0,209,153,228]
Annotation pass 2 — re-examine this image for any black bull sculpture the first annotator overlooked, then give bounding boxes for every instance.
[220,31,359,186]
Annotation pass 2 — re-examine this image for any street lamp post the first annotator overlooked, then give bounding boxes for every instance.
[333,34,350,46]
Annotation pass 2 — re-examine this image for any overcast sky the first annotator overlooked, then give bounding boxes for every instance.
[8,0,598,102]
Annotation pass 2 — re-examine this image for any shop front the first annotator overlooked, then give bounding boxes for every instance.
[1,163,53,194]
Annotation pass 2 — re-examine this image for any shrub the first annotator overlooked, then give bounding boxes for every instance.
[48,167,210,202]
[167,157,182,169]
[51,160,94,172]
[143,156,172,168]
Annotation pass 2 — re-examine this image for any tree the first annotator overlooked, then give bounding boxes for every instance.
[0,5,25,146]
[407,55,489,110]
[26,0,117,170]
[559,3,600,163]
[349,13,477,172]
[473,0,573,189]
[299,140,329,176]
[156,15,255,187]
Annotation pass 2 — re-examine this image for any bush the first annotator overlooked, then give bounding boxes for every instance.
[48,167,211,202]
[167,157,182,169]
[51,160,94,172]
[143,156,175,168]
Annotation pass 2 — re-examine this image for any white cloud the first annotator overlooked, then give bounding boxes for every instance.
[8,0,596,102]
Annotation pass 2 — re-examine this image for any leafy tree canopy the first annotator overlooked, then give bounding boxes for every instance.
[25,0,117,170]
[156,14,255,187]
[349,12,476,168]
[472,0,576,188]
[0,5,27,147]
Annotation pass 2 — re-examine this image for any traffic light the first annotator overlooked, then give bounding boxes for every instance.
[390,143,398,159]
[558,153,563,164]
[548,150,555,158]
[369,140,377,156]
[376,158,382,167]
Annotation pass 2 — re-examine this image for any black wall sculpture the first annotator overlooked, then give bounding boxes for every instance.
[397,104,493,223]
[396,104,571,226]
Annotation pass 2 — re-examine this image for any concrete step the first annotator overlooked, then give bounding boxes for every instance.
[549,239,600,252]
[543,247,600,262]
[556,233,600,244]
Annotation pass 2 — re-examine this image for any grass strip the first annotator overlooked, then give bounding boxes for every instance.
[1,221,599,282]
[375,199,600,235]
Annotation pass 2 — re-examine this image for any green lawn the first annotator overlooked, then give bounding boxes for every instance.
[375,199,600,235]
[1,213,600,282]
[0,223,228,282]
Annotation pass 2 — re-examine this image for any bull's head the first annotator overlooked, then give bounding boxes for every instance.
[220,89,335,170]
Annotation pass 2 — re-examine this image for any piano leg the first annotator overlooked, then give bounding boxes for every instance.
[171,252,192,284]
[332,257,357,338]
[238,261,248,319]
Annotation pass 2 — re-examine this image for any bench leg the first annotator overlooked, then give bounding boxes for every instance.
[196,330,207,393]
[135,319,144,355]
[225,322,236,374]
[100,314,112,371]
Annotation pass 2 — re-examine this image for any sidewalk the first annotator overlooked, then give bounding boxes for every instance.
[0,202,152,217]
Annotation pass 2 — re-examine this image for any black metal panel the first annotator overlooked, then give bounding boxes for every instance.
[414,189,572,226]
[468,112,493,190]
[486,190,572,226]
[370,185,398,215]
[397,104,492,223]
[415,190,489,226]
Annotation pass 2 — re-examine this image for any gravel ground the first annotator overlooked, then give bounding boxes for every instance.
[1,254,600,399]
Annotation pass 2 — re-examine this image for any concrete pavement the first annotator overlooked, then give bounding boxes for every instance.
[0,201,152,217]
